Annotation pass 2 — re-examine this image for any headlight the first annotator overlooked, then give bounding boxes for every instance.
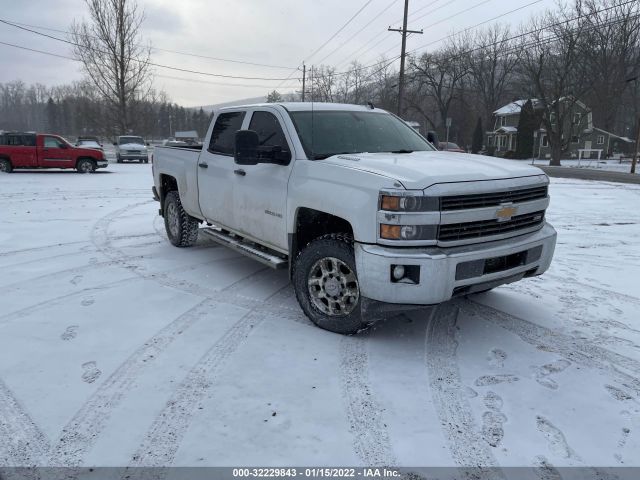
[380,193,439,212]
[380,224,437,240]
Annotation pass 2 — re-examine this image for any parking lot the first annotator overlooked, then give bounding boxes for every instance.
[0,164,639,473]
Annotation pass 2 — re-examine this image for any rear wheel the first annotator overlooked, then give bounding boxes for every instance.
[116,155,122,163]
[292,234,367,334]
[164,190,199,247]
[76,159,96,173]
[0,158,13,173]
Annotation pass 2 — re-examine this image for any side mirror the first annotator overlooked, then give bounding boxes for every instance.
[113,142,117,146]
[60,143,68,149]
[426,131,439,146]
[146,142,150,146]
[234,130,259,165]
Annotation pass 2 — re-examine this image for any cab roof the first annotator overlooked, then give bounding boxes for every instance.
[218,102,388,113]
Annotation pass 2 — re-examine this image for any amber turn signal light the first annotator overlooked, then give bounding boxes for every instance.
[380,224,401,240]
[380,195,400,211]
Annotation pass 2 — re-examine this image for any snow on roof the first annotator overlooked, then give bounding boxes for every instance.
[496,126,518,133]
[493,99,541,115]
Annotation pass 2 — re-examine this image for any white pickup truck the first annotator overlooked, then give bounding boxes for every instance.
[152,102,556,334]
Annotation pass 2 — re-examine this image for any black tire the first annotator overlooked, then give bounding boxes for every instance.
[144,159,149,164]
[116,155,122,163]
[0,158,13,173]
[164,190,199,247]
[292,233,367,334]
[76,159,96,173]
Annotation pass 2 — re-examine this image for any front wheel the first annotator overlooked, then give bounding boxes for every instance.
[292,234,367,334]
[76,159,96,173]
[164,190,199,247]
[0,158,13,173]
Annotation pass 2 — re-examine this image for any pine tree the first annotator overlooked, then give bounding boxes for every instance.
[515,99,537,159]
[471,117,483,154]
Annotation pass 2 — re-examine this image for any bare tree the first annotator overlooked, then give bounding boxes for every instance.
[465,24,522,131]
[578,0,640,132]
[408,41,470,137]
[518,5,591,165]
[71,0,152,135]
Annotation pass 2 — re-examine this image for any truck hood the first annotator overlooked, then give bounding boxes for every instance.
[321,151,545,189]
[119,143,147,150]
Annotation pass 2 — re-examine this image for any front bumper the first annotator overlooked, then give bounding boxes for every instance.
[355,223,557,305]
[119,155,148,161]
[96,161,109,169]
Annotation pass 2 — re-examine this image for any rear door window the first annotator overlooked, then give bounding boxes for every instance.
[208,111,245,155]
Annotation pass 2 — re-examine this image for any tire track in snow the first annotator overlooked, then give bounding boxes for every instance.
[545,273,640,305]
[0,240,91,258]
[46,267,296,469]
[127,292,286,468]
[0,277,141,327]
[425,303,506,478]
[340,334,398,467]
[0,378,50,467]
[460,300,640,396]
[47,298,213,467]
[91,202,302,315]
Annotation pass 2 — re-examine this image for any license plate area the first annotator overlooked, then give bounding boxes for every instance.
[455,245,543,281]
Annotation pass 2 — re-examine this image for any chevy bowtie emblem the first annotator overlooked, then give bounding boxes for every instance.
[496,205,517,222]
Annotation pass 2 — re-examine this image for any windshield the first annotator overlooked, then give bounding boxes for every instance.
[119,136,144,145]
[289,110,435,159]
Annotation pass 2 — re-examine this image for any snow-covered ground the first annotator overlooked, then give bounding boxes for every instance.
[532,157,638,173]
[0,165,639,474]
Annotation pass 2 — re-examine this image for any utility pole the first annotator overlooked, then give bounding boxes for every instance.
[302,63,306,102]
[389,0,423,117]
[627,77,639,174]
[632,116,639,174]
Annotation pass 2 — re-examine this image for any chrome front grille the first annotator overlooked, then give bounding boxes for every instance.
[438,211,545,242]
[440,186,548,211]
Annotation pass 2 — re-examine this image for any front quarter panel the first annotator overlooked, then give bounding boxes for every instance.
[287,160,398,244]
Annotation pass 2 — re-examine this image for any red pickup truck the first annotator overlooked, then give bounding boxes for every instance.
[0,132,108,173]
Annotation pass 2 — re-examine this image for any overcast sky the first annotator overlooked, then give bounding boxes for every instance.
[0,0,557,107]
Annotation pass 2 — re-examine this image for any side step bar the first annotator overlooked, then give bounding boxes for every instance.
[200,227,288,270]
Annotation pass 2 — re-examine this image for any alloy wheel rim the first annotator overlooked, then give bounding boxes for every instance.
[307,257,359,316]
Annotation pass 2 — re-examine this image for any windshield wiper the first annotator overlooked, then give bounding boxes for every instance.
[390,149,414,154]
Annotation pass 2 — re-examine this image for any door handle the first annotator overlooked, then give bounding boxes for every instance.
[234,169,246,176]
[198,162,208,168]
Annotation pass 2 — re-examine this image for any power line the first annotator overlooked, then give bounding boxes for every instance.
[0,19,301,82]
[315,0,401,65]
[0,40,301,90]
[0,39,76,61]
[304,0,374,63]
[155,75,300,90]
[329,0,636,80]
[345,0,453,68]
[275,0,374,91]
[377,0,497,60]
[3,19,298,70]
[408,0,637,58]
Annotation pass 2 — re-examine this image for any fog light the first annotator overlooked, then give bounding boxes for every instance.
[392,265,406,280]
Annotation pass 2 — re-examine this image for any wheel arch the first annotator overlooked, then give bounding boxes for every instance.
[158,174,179,213]
[288,207,354,278]
[75,156,97,168]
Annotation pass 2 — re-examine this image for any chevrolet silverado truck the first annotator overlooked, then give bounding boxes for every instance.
[152,103,557,334]
[114,135,149,163]
[0,132,108,173]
